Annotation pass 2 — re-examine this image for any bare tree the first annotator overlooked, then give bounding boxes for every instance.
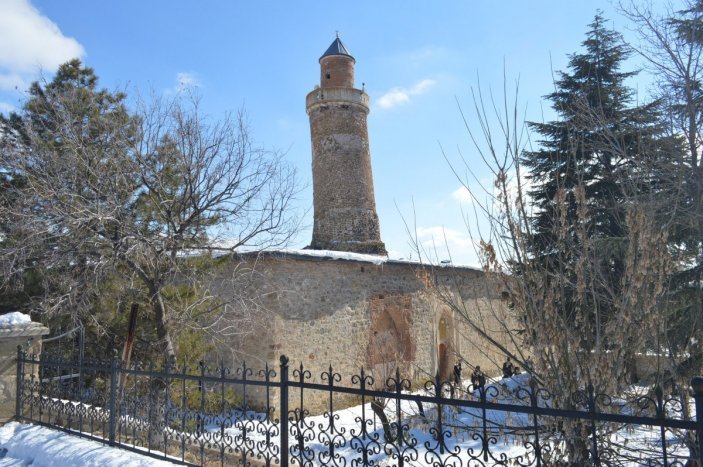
[0,60,300,362]
[620,0,703,381]
[402,12,695,464]
[403,57,678,461]
[616,4,703,461]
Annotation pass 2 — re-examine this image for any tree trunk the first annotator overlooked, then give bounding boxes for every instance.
[415,400,425,418]
[148,285,175,449]
[566,422,590,466]
[370,398,393,442]
[151,287,176,362]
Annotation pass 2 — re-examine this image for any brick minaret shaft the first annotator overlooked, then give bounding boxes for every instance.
[306,37,386,255]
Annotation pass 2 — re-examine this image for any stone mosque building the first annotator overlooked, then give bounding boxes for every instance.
[218,37,515,408]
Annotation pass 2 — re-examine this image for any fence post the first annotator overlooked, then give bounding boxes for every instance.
[15,346,23,419]
[587,383,600,467]
[434,371,444,455]
[108,352,118,446]
[279,355,289,467]
[692,376,703,467]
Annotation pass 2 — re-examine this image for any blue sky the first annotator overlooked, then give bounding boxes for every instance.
[0,0,669,265]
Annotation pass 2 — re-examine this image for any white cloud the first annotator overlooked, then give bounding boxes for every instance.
[0,0,85,91]
[451,185,473,204]
[385,248,406,260]
[390,46,450,70]
[411,79,435,94]
[176,72,200,90]
[0,73,26,92]
[166,72,202,95]
[0,101,16,114]
[405,46,448,65]
[415,226,477,264]
[417,226,474,250]
[377,78,436,109]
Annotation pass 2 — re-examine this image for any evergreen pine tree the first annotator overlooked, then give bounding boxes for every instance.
[522,14,669,350]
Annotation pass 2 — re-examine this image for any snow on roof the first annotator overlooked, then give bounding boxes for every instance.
[238,248,482,271]
[274,248,388,265]
[0,311,32,327]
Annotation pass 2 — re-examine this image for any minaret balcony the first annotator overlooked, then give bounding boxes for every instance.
[306,87,369,113]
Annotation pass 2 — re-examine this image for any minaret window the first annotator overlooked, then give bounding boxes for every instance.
[326,73,331,79]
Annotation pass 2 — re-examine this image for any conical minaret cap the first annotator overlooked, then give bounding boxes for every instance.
[320,36,355,63]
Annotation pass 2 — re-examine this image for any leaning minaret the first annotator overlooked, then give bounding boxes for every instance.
[306,36,386,255]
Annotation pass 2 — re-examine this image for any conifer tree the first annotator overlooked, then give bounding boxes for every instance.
[0,61,135,318]
[623,0,703,388]
[1,60,299,362]
[522,13,669,350]
[433,15,676,463]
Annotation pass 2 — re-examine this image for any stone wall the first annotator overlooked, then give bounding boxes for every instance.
[214,252,521,413]
[320,55,355,88]
[306,98,384,254]
[0,322,49,421]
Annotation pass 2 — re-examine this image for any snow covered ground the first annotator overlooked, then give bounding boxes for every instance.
[0,422,178,466]
[4,373,695,465]
[198,373,692,465]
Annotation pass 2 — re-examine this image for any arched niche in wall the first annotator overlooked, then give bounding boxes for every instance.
[368,294,414,381]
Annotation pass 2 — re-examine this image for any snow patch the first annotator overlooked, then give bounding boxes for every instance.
[0,312,31,327]
[0,422,177,466]
[277,248,388,265]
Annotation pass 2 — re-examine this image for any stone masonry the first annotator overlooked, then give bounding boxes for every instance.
[306,37,386,255]
[213,38,520,413]
[0,320,49,421]
[217,251,519,413]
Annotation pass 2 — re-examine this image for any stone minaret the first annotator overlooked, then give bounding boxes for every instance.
[306,36,386,255]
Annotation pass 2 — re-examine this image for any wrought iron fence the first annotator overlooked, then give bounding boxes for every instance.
[41,322,84,362]
[15,348,703,466]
